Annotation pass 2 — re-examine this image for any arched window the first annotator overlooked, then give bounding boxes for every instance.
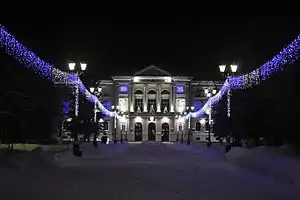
[161,90,170,113]
[134,90,143,112]
[148,90,157,112]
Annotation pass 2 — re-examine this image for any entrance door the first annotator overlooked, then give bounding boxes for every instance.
[161,123,169,141]
[148,123,156,141]
[134,123,143,141]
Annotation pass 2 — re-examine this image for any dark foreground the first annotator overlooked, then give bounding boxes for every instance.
[0,142,299,200]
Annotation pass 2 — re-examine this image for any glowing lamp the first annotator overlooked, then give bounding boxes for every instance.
[219,65,226,73]
[230,64,238,73]
[68,62,76,71]
[80,63,87,71]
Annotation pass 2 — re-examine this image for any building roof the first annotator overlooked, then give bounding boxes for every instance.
[134,65,171,76]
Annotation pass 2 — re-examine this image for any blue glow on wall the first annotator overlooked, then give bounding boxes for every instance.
[176,86,184,94]
[194,101,203,111]
[102,101,111,117]
[62,101,70,116]
[119,85,128,93]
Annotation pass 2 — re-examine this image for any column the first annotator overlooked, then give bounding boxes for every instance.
[172,84,176,112]
[170,84,174,112]
[115,84,119,108]
[129,83,134,112]
[156,84,161,112]
[143,84,148,112]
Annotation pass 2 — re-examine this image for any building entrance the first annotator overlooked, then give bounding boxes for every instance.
[148,123,156,141]
[161,123,169,141]
[134,123,142,141]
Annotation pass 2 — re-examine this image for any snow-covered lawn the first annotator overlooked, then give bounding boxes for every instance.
[0,143,299,200]
[226,146,300,188]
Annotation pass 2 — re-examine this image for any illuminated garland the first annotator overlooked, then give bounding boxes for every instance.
[1,24,300,121]
[227,88,231,118]
[191,34,300,118]
[75,85,79,117]
[0,24,117,118]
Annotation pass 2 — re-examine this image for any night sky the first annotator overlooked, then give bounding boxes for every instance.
[2,15,300,81]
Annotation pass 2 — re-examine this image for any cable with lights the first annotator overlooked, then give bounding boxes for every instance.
[188,34,300,119]
[1,24,300,120]
[0,24,117,118]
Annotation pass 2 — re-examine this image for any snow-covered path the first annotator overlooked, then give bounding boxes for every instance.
[0,143,299,200]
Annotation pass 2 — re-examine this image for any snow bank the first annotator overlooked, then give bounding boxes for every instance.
[226,146,300,188]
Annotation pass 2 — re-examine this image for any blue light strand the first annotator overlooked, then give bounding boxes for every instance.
[1,24,300,120]
[192,34,300,118]
[0,24,117,119]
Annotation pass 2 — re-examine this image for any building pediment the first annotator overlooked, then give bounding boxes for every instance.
[134,65,171,76]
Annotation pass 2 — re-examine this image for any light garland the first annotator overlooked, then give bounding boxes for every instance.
[75,85,79,117]
[191,34,300,118]
[1,24,300,121]
[0,24,118,119]
[227,88,231,118]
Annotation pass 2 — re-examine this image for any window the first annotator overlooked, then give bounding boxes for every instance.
[161,90,170,113]
[176,85,184,94]
[104,122,109,130]
[161,98,169,113]
[119,98,128,112]
[148,90,157,113]
[134,90,143,112]
[135,98,143,112]
[121,124,126,131]
[148,98,156,113]
[196,122,201,131]
[176,98,186,113]
[119,85,128,94]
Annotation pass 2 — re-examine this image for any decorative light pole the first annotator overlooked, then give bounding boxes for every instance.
[68,62,87,156]
[219,64,238,139]
[89,85,103,146]
[111,105,120,143]
[204,88,217,147]
[68,62,87,117]
[186,106,194,145]
[120,113,129,143]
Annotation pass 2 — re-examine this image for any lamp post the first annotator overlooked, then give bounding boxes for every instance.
[111,105,120,143]
[68,62,87,156]
[186,106,194,145]
[177,112,185,143]
[219,64,238,140]
[175,115,179,142]
[68,62,87,118]
[203,88,217,147]
[89,85,103,147]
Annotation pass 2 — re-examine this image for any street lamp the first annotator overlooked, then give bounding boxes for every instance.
[89,84,103,147]
[204,88,217,98]
[68,62,87,156]
[205,107,213,147]
[204,88,217,147]
[219,64,238,142]
[120,113,129,143]
[111,105,120,143]
[176,112,185,143]
[68,62,88,118]
[186,106,194,145]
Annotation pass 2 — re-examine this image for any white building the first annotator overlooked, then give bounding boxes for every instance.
[97,65,223,142]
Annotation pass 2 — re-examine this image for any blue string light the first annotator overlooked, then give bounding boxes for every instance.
[191,34,300,118]
[0,24,117,118]
[1,24,300,120]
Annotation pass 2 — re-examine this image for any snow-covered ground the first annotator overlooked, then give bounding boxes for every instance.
[0,143,299,200]
[226,146,300,188]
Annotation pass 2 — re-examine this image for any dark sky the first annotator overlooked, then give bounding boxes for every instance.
[2,15,300,81]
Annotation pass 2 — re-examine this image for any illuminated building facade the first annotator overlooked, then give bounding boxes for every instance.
[97,65,223,142]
